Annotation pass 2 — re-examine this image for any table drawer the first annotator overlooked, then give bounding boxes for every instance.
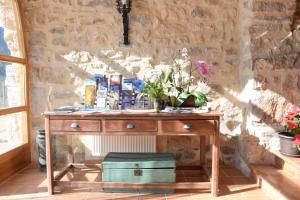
[160,120,215,134]
[103,120,157,132]
[50,120,100,132]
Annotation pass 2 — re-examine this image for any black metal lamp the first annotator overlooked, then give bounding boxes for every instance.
[116,0,132,45]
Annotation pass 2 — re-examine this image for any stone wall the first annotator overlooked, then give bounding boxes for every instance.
[235,0,300,174]
[20,0,299,170]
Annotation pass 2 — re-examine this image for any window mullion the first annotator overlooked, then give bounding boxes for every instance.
[0,55,26,64]
[0,106,27,116]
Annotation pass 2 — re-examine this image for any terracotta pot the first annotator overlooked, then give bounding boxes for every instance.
[278,132,300,157]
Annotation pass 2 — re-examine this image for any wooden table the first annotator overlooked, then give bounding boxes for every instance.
[44,111,222,197]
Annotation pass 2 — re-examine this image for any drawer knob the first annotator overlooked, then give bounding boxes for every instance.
[126,123,135,129]
[70,123,80,128]
[183,124,192,129]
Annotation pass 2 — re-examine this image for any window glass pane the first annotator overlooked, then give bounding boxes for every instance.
[0,61,25,108]
[0,0,24,58]
[0,112,27,154]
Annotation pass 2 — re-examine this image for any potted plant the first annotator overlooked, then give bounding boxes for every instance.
[143,77,167,111]
[293,135,300,152]
[279,107,300,157]
[143,48,212,111]
[164,48,212,108]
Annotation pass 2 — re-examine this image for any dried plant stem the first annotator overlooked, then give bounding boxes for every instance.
[187,61,193,92]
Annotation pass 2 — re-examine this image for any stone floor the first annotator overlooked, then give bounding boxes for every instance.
[0,164,275,200]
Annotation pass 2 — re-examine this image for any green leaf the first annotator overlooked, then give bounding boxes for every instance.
[164,69,174,83]
[292,127,300,135]
[175,92,189,107]
[191,91,207,101]
[191,91,207,107]
[175,91,207,107]
[143,78,167,100]
[284,124,289,131]
[176,87,184,94]
[179,91,191,99]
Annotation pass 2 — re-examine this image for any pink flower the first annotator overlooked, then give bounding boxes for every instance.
[292,134,300,145]
[283,115,290,122]
[287,120,299,129]
[196,60,212,77]
[287,111,297,117]
[292,106,300,113]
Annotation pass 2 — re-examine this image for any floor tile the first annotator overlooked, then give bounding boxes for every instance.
[222,167,244,177]
[244,196,273,200]
[139,193,166,200]
[112,192,140,199]
[240,187,268,197]
[165,193,192,200]
[86,192,115,200]
[0,165,275,200]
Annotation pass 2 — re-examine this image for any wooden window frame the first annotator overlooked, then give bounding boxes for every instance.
[0,0,31,182]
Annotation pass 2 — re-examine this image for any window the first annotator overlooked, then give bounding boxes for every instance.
[0,0,30,179]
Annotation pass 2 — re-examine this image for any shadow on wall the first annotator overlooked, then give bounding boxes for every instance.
[29,0,300,171]
[56,49,204,166]
[55,46,295,168]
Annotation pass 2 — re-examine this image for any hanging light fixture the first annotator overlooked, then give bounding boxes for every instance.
[116,0,132,45]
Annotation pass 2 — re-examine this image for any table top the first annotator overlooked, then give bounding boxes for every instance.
[44,110,223,119]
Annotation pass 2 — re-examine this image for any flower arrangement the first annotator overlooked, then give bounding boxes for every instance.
[163,48,213,107]
[293,135,300,151]
[142,48,213,109]
[283,107,300,151]
[283,107,300,135]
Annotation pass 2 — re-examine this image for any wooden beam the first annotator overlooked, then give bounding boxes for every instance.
[54,164,73,181]
[72,163,102,169]
[0,0,31,185]
[0,106,27,116]
[211,120,220,197]
[102,182,211,190]
[0,55,26,64]
[54,180,211,190]
[17,0,32,159]
[45,116,54,195]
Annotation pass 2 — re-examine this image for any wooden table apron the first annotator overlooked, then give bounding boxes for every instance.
[44,112,222,197]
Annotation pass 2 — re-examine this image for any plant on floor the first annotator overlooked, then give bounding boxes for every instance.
[283,108,300,136]
[283,107,300,151]
[293,135,300,151]
[279,107,300,156]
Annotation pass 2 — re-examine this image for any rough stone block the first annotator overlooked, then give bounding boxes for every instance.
[247,1,286,12]
[20,0,300,171]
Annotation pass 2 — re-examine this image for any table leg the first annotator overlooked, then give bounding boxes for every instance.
[211,120,220,197]
[67,136,74,173]
[200,136,206,167]
[67,136,73,163]
[45,117,54,195]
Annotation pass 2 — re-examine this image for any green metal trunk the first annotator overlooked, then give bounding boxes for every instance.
[102,152,176,194]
